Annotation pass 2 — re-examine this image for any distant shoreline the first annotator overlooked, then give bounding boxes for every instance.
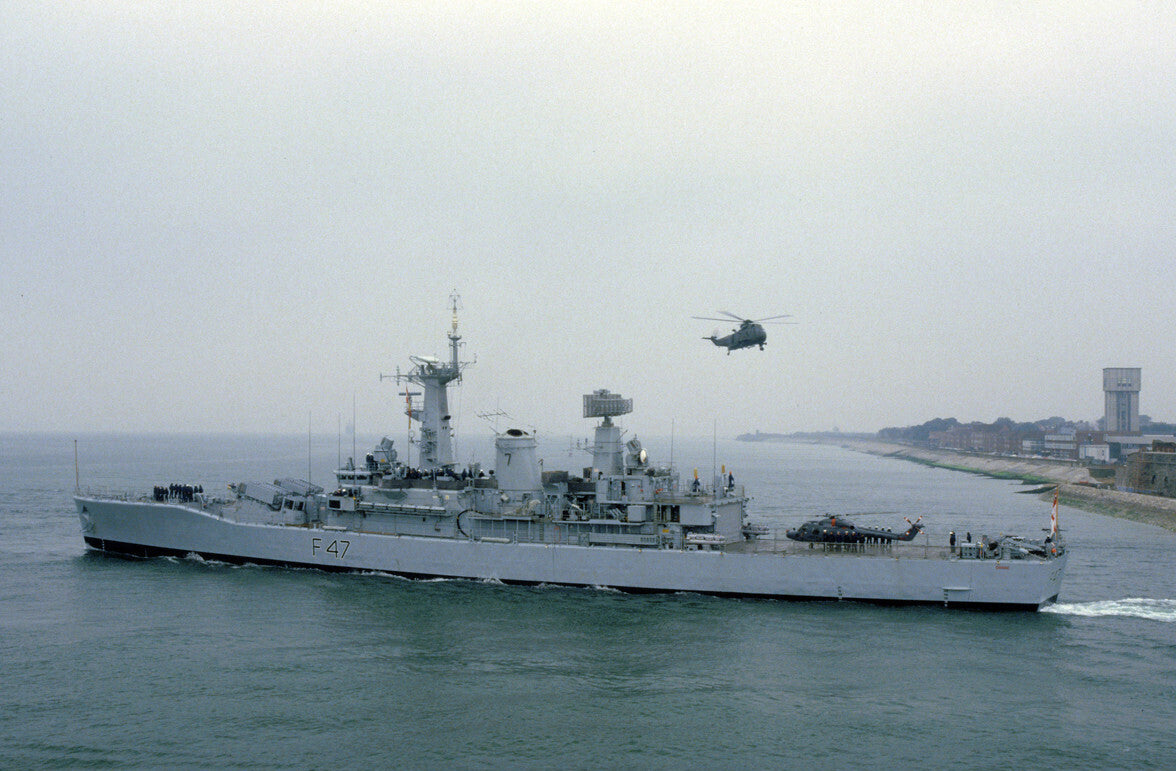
[821,437,1176,533]
[736,432,875,442]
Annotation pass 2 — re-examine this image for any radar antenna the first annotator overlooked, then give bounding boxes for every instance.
[582,389,632,475]
[476,409,511,435]
[582,389,633,426]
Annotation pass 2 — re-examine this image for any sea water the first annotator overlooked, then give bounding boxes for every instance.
[1,433,1173,769]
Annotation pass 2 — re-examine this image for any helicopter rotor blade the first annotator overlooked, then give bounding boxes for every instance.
[752,313,793,322]
[717,310,748,322]
[692,315,737,322]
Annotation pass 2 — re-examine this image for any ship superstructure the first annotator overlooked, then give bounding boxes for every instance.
[75,300,1067,610]
[394,293,467,471]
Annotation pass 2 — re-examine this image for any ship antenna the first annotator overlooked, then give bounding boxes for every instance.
[74,438,80,493]
[669,419,675,472]
[712,418,717,492]
[447,289,464,461]
[448,289,463,370]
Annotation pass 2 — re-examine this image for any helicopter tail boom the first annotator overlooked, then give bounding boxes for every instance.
[897,517,925,541]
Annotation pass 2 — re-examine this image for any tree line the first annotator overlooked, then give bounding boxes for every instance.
[879,415,1176,444]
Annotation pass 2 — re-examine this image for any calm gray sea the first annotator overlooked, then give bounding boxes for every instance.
[2,433,1174,770]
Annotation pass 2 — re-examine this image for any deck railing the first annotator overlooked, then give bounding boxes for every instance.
[76,487,146,502]
[731,530,951,559]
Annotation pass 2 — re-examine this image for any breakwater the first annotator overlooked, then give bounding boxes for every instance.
[832,439,1176,533]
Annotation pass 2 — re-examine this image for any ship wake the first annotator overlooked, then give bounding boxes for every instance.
[1042,598,1176,622]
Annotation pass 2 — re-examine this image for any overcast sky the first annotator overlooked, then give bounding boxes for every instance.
[3,2,1174,440]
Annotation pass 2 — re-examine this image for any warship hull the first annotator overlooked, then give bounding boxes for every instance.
[76,497,1066,610]
[72,299,1067,610]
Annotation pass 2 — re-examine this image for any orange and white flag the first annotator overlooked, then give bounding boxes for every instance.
[1050,488,1059,536]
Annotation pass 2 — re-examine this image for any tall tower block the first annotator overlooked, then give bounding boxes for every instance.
[1103,367,1141,433]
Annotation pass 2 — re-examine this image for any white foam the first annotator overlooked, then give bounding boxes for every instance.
[181,552,231,567]
[1042,598,1176,622]
[357,569,401,580]
[362,572,453,583]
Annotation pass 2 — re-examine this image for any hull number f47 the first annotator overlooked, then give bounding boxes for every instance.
[312,537,350,559]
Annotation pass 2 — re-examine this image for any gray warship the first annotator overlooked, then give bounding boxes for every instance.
[75,302,1067,610]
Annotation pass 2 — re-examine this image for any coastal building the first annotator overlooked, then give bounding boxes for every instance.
[1021,437,1045,455]
[928,424,1028,454]
[1043,430,1076,459]
[1105,434,1176,461]
[1078,443,1111,463]
[1021,430,1111,461]
[1116,443,1176,496]
[887,366,1168,468]
[1104,367,1141,433]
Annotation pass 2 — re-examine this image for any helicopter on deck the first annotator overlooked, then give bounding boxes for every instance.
[693,311,794,353]
[786,515,924,544]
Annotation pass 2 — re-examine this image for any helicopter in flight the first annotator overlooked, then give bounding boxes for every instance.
[692,311,794,353]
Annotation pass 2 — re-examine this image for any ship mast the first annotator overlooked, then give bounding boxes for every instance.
[448,290,462,371]
[396,292,469,471]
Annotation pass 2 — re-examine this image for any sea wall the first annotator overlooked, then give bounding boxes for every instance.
[832,439,1176,533]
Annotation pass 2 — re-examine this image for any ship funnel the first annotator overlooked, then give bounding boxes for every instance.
[495,429,542,494]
